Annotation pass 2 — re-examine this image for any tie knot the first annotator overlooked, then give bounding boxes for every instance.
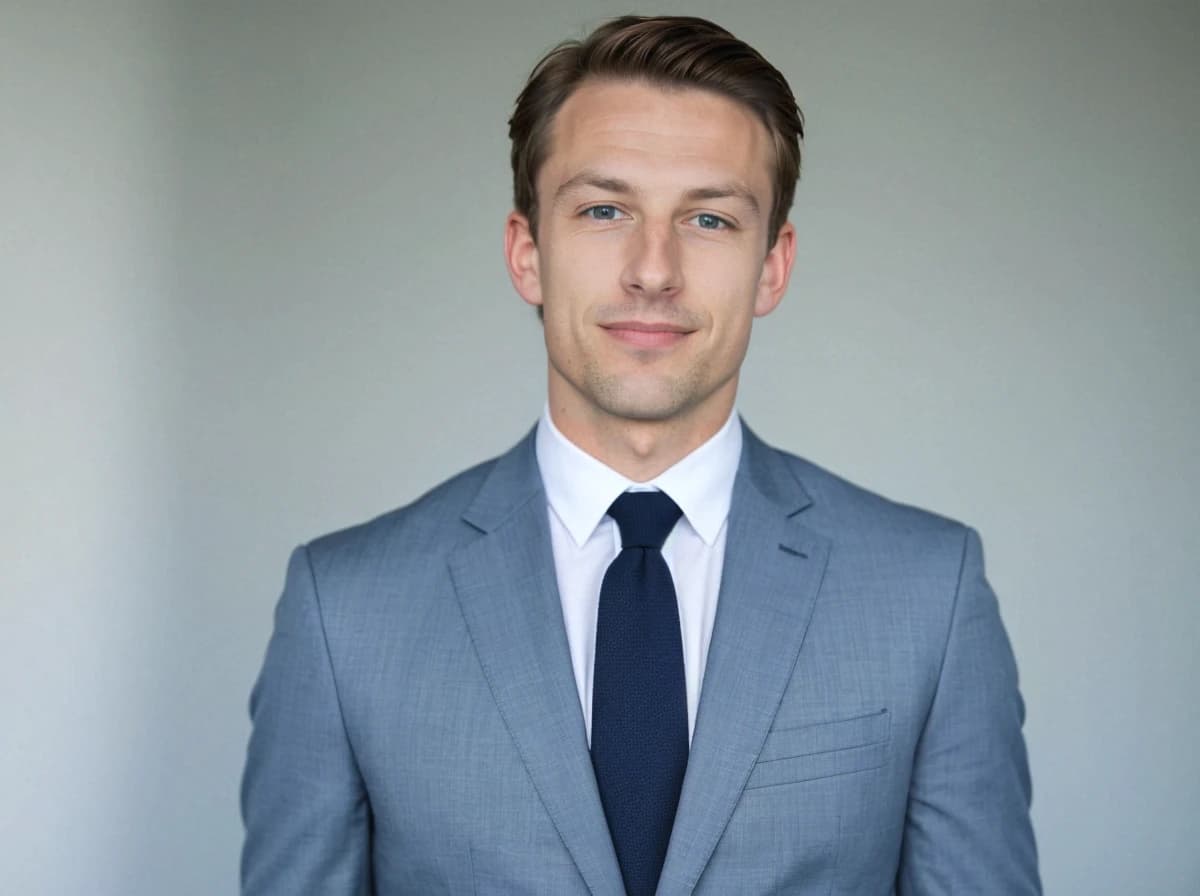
[607,490,682,550]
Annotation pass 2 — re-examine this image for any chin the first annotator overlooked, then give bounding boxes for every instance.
[603,403,684,423]
[588,377,702,424]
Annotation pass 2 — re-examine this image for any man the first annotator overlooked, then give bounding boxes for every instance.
[241,15,1040,895]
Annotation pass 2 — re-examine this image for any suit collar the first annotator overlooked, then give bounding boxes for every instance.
[457,416,813,551]
[736,419,815,521]
[459,427,542,534]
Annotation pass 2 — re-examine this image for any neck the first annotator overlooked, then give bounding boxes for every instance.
[547,385,737,483]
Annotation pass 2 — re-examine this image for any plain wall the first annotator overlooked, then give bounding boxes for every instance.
[3,1,1197,893]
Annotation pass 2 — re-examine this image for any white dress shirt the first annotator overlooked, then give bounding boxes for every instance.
[535,407,742,744]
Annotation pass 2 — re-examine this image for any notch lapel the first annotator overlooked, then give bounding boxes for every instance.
[448,433,624,896]
[658,426,831,895]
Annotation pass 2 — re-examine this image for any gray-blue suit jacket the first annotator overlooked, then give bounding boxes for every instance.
[241,423,1040,894]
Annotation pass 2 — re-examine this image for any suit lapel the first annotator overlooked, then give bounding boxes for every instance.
[448,432,624,896]
[658,426,831,895]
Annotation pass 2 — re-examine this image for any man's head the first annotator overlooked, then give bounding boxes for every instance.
[503,17,804,452]
[509,15,803,248]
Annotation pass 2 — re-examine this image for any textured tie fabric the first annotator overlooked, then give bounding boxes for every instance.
[591,490,688,896]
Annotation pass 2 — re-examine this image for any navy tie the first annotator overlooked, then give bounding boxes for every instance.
[591,490,688,896]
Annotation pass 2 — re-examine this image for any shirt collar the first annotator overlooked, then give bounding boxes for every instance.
[535,405,742,548]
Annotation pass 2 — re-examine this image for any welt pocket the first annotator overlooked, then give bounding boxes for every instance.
[745,709,890,790]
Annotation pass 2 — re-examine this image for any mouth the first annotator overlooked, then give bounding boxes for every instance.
[599,320,695,349]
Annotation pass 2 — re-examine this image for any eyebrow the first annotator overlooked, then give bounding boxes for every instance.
[553,171,635,204]
[553,169,761,216]
[684,184,760,215]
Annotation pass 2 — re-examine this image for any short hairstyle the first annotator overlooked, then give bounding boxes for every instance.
[508,15,804,247]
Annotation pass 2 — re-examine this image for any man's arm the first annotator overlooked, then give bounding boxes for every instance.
[241,545,372,895]
[897,528,1041,894]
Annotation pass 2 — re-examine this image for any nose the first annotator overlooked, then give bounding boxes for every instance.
[620,220,682,300]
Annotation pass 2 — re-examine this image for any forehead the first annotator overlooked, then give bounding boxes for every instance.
[540,79,774,199]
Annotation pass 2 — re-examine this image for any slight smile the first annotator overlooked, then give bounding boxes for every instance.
[600,321,695,349]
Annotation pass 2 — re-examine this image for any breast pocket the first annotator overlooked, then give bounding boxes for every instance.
[745,708,890,790]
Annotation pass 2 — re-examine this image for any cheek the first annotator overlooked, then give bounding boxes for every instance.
[689,257,761,330]
[539,258,586,322]
[545,234,623,287]
[537,276,588,366]
[714,310,755,361]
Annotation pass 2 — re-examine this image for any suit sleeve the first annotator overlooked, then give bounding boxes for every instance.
[240,545,372,895]
[896,528,1041,895]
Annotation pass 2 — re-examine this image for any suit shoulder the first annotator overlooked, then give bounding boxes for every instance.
[301,454,499,573]
[773,446,971,542]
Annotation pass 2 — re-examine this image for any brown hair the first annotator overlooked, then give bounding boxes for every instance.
[508,15,804,247]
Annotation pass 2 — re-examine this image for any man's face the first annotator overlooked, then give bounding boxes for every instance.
[505,79,795,435]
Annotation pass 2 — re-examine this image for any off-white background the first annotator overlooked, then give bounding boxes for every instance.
[3,2,1197,893]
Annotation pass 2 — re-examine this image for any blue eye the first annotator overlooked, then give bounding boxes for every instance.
[695,213,728,230]
[585,205,622,221]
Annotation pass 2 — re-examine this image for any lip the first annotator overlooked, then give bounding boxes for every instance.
[600,320,694,349]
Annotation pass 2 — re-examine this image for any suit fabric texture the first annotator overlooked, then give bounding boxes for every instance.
[241,422,1040,895]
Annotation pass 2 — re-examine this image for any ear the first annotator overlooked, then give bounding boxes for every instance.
[504,211,542,308]
[754,220,796,318]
